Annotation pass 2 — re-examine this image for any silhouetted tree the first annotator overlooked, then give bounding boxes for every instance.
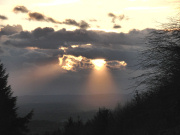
[136,15,180,92]
[63,116,83,135]
[89,108,112,135]
[133,13,180,133]
[0,61,33,135]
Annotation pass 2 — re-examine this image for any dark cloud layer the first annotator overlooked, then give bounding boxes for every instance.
[0,25,23,36]
[3,26,153,50]
[0,15,8,20]
[13,6,29,13]
[66,46,137,64]
[1,25,153,68]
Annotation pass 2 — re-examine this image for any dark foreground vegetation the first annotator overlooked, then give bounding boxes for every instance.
[1,14,180,135]
[0,62,33,135]
[32,86,180,135]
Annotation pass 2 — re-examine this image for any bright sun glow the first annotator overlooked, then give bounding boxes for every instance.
[91,59,106,70]
[71,45,79,48]
[58,55,126,71]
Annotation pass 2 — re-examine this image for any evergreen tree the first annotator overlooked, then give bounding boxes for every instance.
[0,61,33,135]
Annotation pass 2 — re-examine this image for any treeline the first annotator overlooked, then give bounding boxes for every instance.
[32,84,180,135]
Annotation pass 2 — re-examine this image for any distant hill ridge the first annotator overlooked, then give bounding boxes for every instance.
[17,93,132,106]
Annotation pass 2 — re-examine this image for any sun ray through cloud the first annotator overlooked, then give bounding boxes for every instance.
[58,55,127,72]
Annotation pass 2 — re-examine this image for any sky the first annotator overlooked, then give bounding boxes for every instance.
[0,0,179,96]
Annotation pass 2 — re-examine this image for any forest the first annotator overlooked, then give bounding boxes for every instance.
[1,14,180,135]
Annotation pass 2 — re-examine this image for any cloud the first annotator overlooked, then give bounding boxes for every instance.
[106,60,127,70]
[4,27,63,49]
[0,25,23,36]
[65,46,138,66]
[61,19,90,29]
[13,6,29,13]
[0,45,61,71]
[32,27,55,37]
[108,13,116,17]
[108,13,116,23]
[2,26,153,72]
[13,5,90,29]
[63,19,79,26]
[28,12,61,24]
[108,13,126,23]
[28,12,46,21]
[4,27,153,50]
[28,12,89,29]
[78,20,90,29]
[113,24,121,29]
[0,15,8,20]
[118,14,125,21]
[13,5,61,24]
[58,54,127,72]
[58,55,92,71]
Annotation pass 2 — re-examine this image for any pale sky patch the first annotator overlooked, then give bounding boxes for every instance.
[0,0,178,32]
[36,0,80,7]
[125,6,169,10]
